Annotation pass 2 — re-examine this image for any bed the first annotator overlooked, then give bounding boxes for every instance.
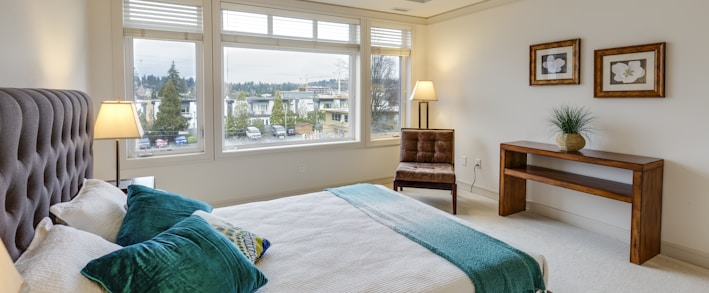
[1,88,548,293]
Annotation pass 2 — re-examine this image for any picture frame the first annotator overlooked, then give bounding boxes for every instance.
[594,42,665,98]
[529,38,580,85]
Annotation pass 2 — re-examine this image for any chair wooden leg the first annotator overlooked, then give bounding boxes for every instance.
[452,183,457,215]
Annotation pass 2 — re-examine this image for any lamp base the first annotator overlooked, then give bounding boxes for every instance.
[418,101,430,129]
[114,139,120,187]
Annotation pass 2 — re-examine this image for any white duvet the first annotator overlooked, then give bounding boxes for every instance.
[213,185,547,292]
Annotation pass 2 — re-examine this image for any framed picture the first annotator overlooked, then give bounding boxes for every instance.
[594,42,665,98]
[529,38,580,85]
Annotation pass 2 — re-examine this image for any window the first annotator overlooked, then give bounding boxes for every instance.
[123,0,204,158]
[117,1,415,160]
[370,25,411,141]
[221,5,359,150]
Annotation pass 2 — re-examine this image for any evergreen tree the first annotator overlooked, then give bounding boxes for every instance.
[153,78,189,140]
[270,91,285,126]
[159,61,187,97]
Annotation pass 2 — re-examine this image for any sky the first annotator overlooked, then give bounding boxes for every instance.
[133,39,350,84]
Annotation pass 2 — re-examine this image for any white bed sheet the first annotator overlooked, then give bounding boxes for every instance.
[213,185,547,292]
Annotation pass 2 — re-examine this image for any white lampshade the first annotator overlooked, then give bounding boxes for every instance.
[409,80,438,101]
[1,241,26,292]
[94,100,144,139]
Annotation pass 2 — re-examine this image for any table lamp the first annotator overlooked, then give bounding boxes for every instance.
[94,99,144,187]
[1,240,26,292]
[409,80,438,129]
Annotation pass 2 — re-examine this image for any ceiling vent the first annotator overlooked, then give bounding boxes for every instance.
[405,0,432,3]
[392,7,410,12]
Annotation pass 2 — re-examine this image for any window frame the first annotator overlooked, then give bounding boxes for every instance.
[215,3,363,156]
[111,0,420,166]
[366,21,413,146]
[113,0,214,169]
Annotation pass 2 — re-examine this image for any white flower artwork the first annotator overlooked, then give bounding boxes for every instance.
[611,60,646,84]
[542,55,566,74]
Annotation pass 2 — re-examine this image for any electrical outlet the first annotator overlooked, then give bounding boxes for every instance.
[298,163,306,173]
[474,159,482,169]
[461,156,468,166]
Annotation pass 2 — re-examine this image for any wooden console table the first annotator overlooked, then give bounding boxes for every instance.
[499,141,664,264]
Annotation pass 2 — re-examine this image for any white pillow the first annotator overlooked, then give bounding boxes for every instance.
[14,218,122,293]
[49,178,127,242]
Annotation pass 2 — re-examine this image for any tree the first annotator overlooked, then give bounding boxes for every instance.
[153,78,189,141]
[225,91,251,137]
[270,91,285,126]
[158,61,187,97]
[371,55,400,133]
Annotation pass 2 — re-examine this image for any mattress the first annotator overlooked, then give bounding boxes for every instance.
[213,185,547,292]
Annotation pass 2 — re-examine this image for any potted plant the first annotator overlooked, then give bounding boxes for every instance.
[549,105,595,151]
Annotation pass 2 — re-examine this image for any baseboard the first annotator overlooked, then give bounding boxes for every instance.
[457,180,709,270]
[661,241,709,270]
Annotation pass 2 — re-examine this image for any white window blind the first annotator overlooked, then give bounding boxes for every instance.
[222,11,267,35]
[123,0,203,33]
[371,26,411,55]
[317,21,352,42]
[273,16,313,39]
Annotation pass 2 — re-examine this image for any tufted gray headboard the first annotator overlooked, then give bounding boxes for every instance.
[0,88,94,261]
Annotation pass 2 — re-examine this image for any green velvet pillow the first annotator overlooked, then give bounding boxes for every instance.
[81,215,268,293]
[115,184,212,246]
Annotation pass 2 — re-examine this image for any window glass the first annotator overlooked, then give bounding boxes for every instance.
[222,47,353,150]
[369,24,410,141]
[370,54,402,139]
[128,39,201,157]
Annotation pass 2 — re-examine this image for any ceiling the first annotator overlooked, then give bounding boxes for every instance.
[302,0,488,18]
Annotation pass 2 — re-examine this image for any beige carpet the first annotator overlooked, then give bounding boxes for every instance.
[397,187,709,292]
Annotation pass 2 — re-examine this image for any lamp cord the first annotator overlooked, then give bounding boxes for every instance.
[469,166,478,192]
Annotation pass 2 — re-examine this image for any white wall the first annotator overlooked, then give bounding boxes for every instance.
[0,0,88,89]
[426,0,709,267]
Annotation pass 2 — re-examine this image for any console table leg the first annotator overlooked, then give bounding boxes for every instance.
[630,167,664,264]
[499,149,528,216]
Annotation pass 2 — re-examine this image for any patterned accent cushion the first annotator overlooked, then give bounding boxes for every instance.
[193,210,270,263]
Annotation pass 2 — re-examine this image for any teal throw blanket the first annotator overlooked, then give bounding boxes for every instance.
[327,184,545,293]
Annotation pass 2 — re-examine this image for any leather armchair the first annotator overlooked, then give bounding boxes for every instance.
[393,128,457,214]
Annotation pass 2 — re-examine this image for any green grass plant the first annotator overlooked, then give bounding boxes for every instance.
[549,105,595,138]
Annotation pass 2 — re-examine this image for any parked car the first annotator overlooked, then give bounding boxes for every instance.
[138,138,151,149]
[271,125,286,138]
[154,139,168,148]
[245,127,261,140]
[175,135,187,145]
